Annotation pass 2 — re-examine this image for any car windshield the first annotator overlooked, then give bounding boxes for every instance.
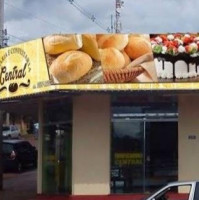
[3,143,14,153]
[3,126,9,131]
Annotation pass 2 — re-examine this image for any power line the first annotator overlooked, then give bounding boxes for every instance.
[67,0,110,32]
[7,33,25,42]
[4,1,66,32]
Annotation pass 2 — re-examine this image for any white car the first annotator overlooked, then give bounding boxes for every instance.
[2,125,20,139]
[146,181,199,200]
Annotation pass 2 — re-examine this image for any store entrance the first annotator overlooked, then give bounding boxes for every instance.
[42,99,72,194]
[111,118,178,194]
[145,121,178,192]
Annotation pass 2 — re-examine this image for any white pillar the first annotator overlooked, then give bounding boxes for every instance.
[178,95,199,181]
[72,95,111,195]
[0,0,4,47]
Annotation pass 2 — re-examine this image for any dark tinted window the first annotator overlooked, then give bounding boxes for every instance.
[16,142,33,152]
[3,126,9,131]
[3,144,14,154]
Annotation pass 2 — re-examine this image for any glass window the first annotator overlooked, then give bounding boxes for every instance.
[42,98,72,195]
[3,126,9,131]
[16,142,30,152]
[153,185,191,200]
[3,144,14,154]
[10,126,15,132]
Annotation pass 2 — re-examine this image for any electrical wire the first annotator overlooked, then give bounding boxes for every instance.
[4,1,66,32]
[7,34,25,42]
[4,0,111,45]
[67,0,110,32]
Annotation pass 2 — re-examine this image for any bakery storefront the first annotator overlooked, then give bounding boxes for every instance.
[0,33,199,199]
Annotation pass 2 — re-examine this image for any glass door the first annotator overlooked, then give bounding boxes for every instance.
[145,121,178,193]
[111,119,178,194]
[111,119,145,193]
[42,99,72,194]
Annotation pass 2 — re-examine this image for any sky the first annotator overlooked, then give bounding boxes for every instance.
[3,0,199,45]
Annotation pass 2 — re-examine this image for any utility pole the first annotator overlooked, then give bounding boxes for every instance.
[0,0,8,47]
[115,0,124,33]
[111,14,114,33]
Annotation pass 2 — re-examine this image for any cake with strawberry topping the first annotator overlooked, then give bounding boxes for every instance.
[151,33,199,80]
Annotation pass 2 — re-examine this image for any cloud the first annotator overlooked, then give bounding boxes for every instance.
[3,0,199,45]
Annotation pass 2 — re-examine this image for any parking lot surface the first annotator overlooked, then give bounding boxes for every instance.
[0,169,37,200]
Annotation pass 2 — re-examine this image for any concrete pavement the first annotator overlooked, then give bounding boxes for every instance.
[0,170,37,200]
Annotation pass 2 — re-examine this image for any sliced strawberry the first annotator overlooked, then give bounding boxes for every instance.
[183,36,193,44]
[160,35,167,42]
[185,45,190,53]
[174,33,182,38]
[167,45,177,55]
[164,40,170,47]
[170,41,178,48]
[164,41,178,48]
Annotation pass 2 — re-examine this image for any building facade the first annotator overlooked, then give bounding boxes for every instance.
[1,33,199,199]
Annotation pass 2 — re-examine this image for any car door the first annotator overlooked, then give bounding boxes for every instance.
[16,142,36,165]
[12,125,19,138]
[10,125,16,138]
[2,143,14,169]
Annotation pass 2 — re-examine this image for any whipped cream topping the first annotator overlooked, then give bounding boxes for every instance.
[191,53,199,57]
[194,37,199,41]
[155,36,162,43]
[185,34,191,38]
[167,34,174,40]
[162,46,167,54]
[175,38,183,45]
[190,42,198,50]
[178,45,186,53]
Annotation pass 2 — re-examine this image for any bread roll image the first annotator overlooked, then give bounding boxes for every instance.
[43,34,83,55]
[100,48,125,71]
[97,34,129,50]
[124,35,152,60]
[121,50,131,67]
[96,34,104,42]
[81,34,101,61]
[49,51,92,83]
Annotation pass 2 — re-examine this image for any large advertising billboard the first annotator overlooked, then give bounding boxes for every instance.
[1,33,199,99]
[0,39,54,99]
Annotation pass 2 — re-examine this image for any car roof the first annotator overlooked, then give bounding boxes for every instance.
[167,180,199,186]
[3,139,28,144]
[3,124,16,127]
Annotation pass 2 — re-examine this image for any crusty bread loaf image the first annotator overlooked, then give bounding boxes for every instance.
[81,34,101,61]
[121,50,131,67]
[49,51,92,83]
[97,34,129,50]
[124,35,151,59]
[43,34,82,55]
[100,48,125,71]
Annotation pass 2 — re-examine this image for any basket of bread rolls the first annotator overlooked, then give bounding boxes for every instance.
[43,33,157,84]
[98,34,158,83]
